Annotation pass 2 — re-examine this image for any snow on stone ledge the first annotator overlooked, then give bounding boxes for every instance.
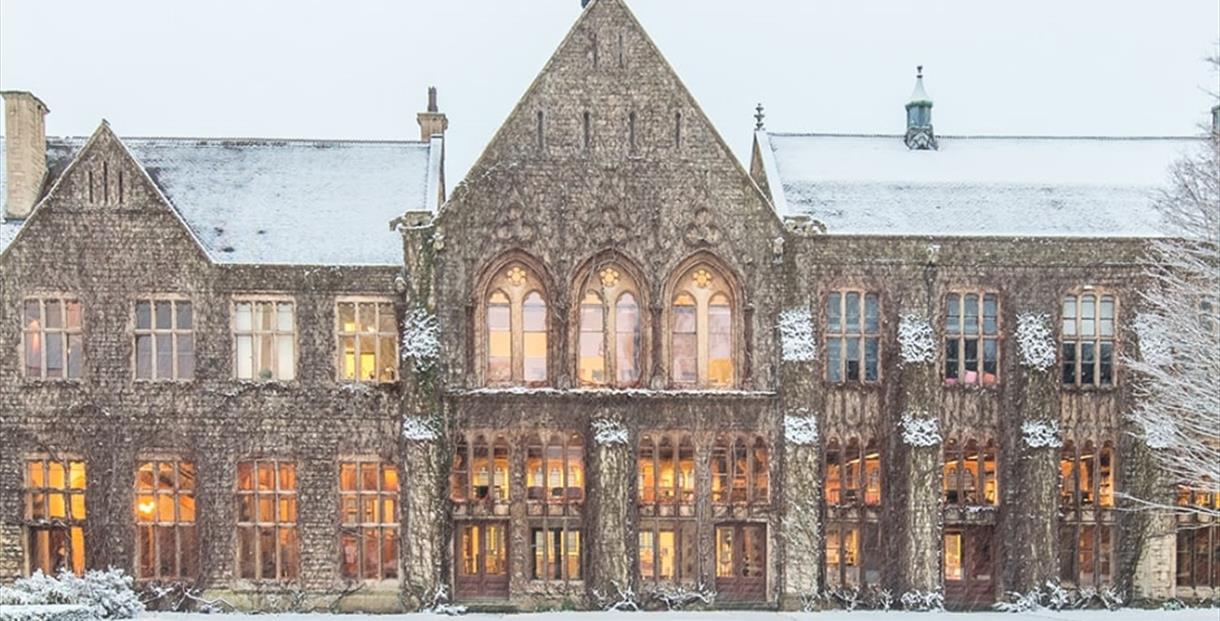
[1016,313,1056,371]
[1133,313,1172,366]
[784,412,818,445]
[898,314,936,364]
[401,309,439,369]
[401,416,438,442]
[1021,420,1062,448]
[778,308,816,362]
[900,412,942,447]
[592,418,629,445]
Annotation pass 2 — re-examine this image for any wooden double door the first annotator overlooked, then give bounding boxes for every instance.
[455,521,509,600]
[714,523,767,602]
[944,526,995,608]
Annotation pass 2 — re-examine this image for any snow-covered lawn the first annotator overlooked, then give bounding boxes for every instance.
[140,610,1217,621]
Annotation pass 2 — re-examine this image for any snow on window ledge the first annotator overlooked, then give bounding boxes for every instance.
[778,307,816,362]
[897,314,936,365]
[900,411,942,447]
[1021,419,1062,448]
[784,411,819,445]
[401,308,439,369]
[402,416,438,442]
[1016,313,1056,371]
[592,418,629,445]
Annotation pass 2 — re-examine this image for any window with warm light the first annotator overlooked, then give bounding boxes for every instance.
[24,458,86,575]
[337,300,399,383]
[22,298,84,380]
[944,292,1000,386]
[826,291,881,383]
[639,523,696,584]
[944,532,964,581]
[1061,293,1116,387]
[577,265,644,387]
[710,434,768,505]
[943,440,998,506]
[134,460,197,580]
[638,433,695,508]
[525,433,584,504]
[134,299,193,381]
[669,264,735,388]
[824,439,882,506]
[1174,487,1220,589]
[339,460,399,580]
[452,433,511,504]
[484,264,549,386]
[531,527,581,582]
[233,299,296,381]
[1059,442,1115,509]
[235,460,299,581]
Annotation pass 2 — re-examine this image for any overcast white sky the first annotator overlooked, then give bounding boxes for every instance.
[2,0,1217,182]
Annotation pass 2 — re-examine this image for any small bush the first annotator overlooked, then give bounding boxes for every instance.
[1,569,142,620]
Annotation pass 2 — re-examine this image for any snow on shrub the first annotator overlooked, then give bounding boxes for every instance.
[1021,420,1062,449]
[1,569,142,619]
[401,416,438,442]
[777,308,816,362]
[784,412,818,446]
[1016,313,1056,371]
[900,411,942,447]
[401,309,439,370]
[899,588,944,611]
[0,604,95,621]
[1133,312,1172,366]
[897,314,935,364]
[592,418,629,445]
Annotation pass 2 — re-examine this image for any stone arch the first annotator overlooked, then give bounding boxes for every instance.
[568,249,651,387]
[660,250,747,389]
[472,249,557,387]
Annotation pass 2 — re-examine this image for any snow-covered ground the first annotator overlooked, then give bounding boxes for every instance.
[141,609,1217,621]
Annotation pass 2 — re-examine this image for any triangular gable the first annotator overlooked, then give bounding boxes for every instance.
[446,0,776,219]
[0,121,213,264]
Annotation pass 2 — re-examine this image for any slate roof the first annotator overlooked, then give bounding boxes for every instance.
[756,131,1199,237]
[0,134,443,264]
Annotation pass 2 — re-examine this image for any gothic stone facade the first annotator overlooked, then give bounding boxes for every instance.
[0,0,1203,612]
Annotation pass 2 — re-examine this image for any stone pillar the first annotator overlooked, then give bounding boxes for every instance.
[587,421,632,604]
[781,431,821,609]
[398,211,445,608]
[894,307,943,601]
[1008,312,1061,592]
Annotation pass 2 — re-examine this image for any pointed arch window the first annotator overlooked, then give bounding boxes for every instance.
[484,263,549,386]
[670,264,735,388]
[576,265,644,387]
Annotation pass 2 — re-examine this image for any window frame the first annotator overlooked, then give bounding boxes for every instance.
[480,262,550,387]
[338,458,400,581]
[21,296,85,381]
[529,525,582,583]
[451,431,512,507]
[132,296,194,382]
[574,262,648,388]
[638,520,697,585]
[234,458,300,582]
[638,432,696,513]
[23,455,87,576]
[710,433,769,507]
[133,458,198,581]
[1060,291,1118,389]
[666,261,739,389]
[943,438,999,507]
[334,297,400,384]
[942,291,1002,387]
[230,296,298,382]
[525,432,585,507]
[824,290,883,384]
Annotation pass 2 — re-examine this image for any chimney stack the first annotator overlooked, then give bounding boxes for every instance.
[1212,104,1219,136]
[417,86,448,142]
[1,91,49,220]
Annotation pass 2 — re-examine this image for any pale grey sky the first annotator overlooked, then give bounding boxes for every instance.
[1,0,1217,183]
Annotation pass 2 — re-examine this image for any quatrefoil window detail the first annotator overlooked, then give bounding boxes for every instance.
[599,268,621,288]
[692,269,713,289]
[506,266,528,286]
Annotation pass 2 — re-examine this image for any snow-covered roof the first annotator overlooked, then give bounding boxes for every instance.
[758,131,1199,237]
[1,135,443,264]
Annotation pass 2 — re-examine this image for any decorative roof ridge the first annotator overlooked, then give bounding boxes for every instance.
[115,136,431,146]
[768,132,1198,141]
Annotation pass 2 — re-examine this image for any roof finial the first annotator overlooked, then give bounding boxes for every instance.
[754,103,765,131]
[916,65,923,79]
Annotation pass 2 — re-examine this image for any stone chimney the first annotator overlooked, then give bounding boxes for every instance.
[904,66,937,150]
[417,87,448,141]
[1,91,49,220]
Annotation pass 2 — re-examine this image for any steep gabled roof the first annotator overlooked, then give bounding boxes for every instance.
[756,131,1198,237]
[1,132,444,264]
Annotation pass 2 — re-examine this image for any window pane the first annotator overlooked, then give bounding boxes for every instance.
[66,335,83,379]
[615,292,641,385]
[708,294,733,387]
[827,338,842,382]
[523,292,547,382]
[45,300,62,329]
[845,293,860,333]
[944,339,959,381]
[865,337,879,381]
[136,302,152,330]
[983,294,998,335]
[946,295,961,335]
[1062,343,1076,385]
[579,292,605,385]
[25,300,41,327]
[155,302,173,330]
[487,292,511,382]
[1099,297,1114,337]
[177,335,194,380]
[1081,296,1096,337]
[1081,343,1095,385]
[276,335,295,380]
[964,295,979,335]
[672,294,697,384]
[236,335,253,379]
[136,335,153,379]
[234,303,252,331]
[276,303,295,331]
[176,302,192,330]
[1063,297,1077,336]
[64,302,81,330]
[156,335,173,379]
[826,293,841,333]
[865,294,879,333]
[846,337,860,381]
[45,333,63,379]
[1099,343,1113,385]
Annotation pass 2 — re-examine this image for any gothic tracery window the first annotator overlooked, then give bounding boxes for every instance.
[484,263,549,386]
[711,433,768,505]
[670,263,735,388]
[943,439,998,506]
[577,265,644,387]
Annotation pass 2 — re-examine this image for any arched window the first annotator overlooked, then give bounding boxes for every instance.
[669,263,736,388]
[576,264,645,387]
[452,432,510,504]
[483,263,549,386]
[526,433,584,505]
[943,439,998,507]
[1059,438,1117,587]
[711,433,768,506]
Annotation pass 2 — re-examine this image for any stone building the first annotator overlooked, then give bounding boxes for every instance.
[1,0,1214,612]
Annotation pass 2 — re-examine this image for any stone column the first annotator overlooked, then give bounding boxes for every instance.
[588,419,632,604]
[781,427,821,610]
[894,308,943,602]
[1008,312,1061,592]
[398,211,446,608]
